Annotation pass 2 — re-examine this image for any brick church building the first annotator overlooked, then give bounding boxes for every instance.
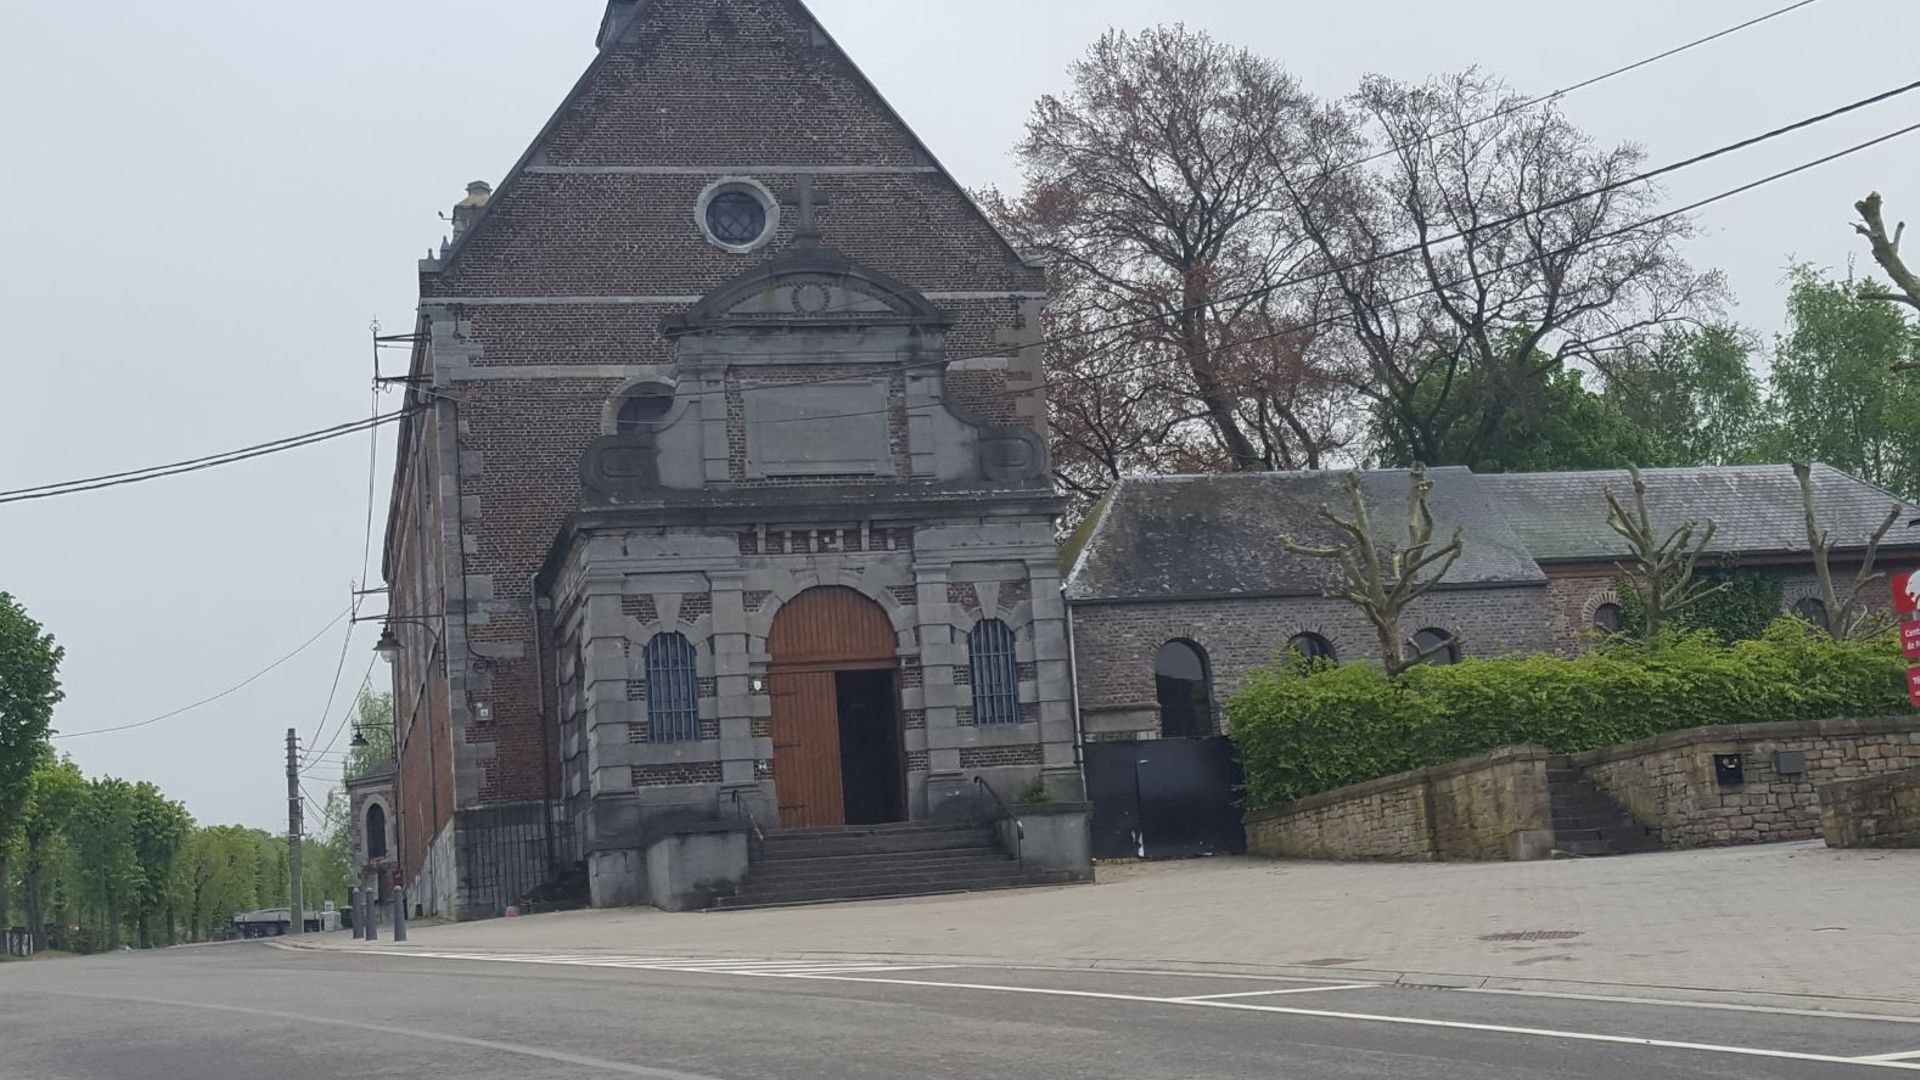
[382,0,1079,916]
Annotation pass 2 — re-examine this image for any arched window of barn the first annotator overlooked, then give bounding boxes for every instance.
[643,632,701,744]
[1792,597,1830,631]
[1592,603,1624,635]
[365,803,388,860]
[1411,627,1461,666]
[1156,640,1214,740]
[968,619,1022,726]
[1288,632,1337,664]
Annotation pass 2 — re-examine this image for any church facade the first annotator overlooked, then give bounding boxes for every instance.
[383,0,1079,915]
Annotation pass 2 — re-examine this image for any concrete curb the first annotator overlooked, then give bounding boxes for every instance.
[263,938,1920,1020]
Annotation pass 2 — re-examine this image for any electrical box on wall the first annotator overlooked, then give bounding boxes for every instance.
[1713,753,1746,787]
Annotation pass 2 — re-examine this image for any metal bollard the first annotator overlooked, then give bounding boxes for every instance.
[392,886,409,943]
[349,889,364,940]
[364,888,379,942]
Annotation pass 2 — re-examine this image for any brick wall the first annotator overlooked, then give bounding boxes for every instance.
[1541,561,1884,652]
[1573,717,1920,848]
[1071,585,1554,740]
[1244,747,1555,861]
[383,0,1048,864]
[1821,768,1920,848]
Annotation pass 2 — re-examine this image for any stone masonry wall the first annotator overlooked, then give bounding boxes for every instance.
[1245,747,1556,862]
[1571,717,1920,849]
[1073,586,1554,742]
[1821,768,1920,849]
[1541,563,1879,654]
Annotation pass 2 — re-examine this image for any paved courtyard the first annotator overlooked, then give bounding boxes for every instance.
[332,842,1920,1014]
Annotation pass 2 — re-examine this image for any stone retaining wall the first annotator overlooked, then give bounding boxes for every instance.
[1570,717,1920,849]
[1820,768,1920,849]
[1244,747,1555,862]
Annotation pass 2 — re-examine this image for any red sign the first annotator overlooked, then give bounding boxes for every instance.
[1907,667,1920,709]
[1895,570,1920,617]
[1903,623,1920,661]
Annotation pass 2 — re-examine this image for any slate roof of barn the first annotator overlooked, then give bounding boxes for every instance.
[1065,464,1920,603]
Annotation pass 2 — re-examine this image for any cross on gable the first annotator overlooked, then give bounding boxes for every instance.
[784,175,833,244]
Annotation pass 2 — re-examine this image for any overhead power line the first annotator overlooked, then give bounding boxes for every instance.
[0,409,416,506]
[54,609,350,739]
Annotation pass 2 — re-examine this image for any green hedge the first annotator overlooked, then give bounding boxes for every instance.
[1228,619,1908,808]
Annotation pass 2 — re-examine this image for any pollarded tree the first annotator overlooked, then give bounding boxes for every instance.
[1283,464,1464,676]
[1604,466,1724,639]
[1854,193,1920,314]
[981,25,1351,491]
[1795,462,1899,641]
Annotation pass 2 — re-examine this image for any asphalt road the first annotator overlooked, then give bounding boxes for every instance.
[4,942,1920,1079]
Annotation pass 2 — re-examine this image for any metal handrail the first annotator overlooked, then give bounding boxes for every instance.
[972,775,1024,872]
[730,789,766,849]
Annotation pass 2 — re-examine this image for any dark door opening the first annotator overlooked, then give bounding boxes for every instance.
[835,670,905,826]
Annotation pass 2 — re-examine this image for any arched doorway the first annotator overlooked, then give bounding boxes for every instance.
[767,587,904,829]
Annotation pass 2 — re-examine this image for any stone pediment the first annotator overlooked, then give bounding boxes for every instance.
[663,244,950,336]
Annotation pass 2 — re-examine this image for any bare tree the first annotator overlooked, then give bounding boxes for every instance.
[1283,465,1464,676]
[981,25,1349,493]
[1284,72,1722,467]
[1854,192,1920,312]
[1604,466,1724,638]
[1794,462,1899,640]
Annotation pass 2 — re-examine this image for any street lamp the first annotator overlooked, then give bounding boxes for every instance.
[374,625,402,664]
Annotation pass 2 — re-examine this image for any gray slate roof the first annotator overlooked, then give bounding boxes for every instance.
[1065,468,1546,603]
[1477,464,1918,563]
[1066,464,1920,603]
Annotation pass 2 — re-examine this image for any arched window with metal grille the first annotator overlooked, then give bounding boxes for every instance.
[968,619,1022,726]
[364,803,387,860]
[643,632,701,743]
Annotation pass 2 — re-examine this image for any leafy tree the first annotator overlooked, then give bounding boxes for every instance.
[1617,565,1783,644]
[66,777,141,950]
[1282,464,1464,676]
[1605,325,1767,466]
[128,783,191,948]
[0,593,64,857]
[1373,346,1661,472]
[981,25,1352,500]
[1287,71,1720,468]
[17,756,84,949]
[1766,265,1920,497]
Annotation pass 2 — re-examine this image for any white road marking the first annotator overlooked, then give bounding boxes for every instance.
[9,988,726,1080]
[343,949,1920,1072]
[1168,984,1376,1002]
[1861,1051,1920,1063]
[1454,987,1920,1025]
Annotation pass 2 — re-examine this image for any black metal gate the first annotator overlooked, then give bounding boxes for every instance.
[1084,737,1247,860]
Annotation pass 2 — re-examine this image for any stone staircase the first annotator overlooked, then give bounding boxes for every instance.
[713,821,1030,910]
[1547,764,1662,857]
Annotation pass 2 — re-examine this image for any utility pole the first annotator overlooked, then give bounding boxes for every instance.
[285,728,305,936]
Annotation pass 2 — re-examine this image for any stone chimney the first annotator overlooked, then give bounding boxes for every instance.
[450,181,492,244]
[597,0,641,48]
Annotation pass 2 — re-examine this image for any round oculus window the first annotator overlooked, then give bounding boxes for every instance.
[705,191,768,247]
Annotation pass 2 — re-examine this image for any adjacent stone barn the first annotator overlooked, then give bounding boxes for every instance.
[1066,465,1920,746]
[381,0,1074,916]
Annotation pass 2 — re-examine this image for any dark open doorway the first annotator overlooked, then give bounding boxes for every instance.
[835,670,905,826]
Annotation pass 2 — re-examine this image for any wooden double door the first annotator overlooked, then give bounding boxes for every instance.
[768,588,908,830]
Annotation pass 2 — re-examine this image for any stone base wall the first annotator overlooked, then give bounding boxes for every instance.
[1821,768,1920,848]
[1571,717,1920,849]
[1245,747,1555,862]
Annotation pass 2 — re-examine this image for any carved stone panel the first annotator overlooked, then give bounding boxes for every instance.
[743,382,891,479]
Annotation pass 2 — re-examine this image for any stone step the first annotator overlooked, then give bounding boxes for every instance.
[767,822,987,840]
[714,872,1029,911]
[1556,838,1621,857]
[742,859,1021,893]
[757,829,999,859]
[748,848,1008,878]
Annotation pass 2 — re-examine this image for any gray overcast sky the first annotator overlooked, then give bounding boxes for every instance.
[3,0,1914,831]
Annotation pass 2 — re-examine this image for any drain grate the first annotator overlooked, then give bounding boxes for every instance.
[1479,930,1584,942]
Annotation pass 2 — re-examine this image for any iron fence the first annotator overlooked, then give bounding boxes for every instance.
[455,802,583,918]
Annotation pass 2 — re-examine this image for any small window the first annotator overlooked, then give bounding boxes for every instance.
[1288,632,1336,664]
[643,632,701,744]
[1792,597,1830,631]
[968,620,1021,726]
[617,391,674,432]
[1156,640,1214,739]
[365,803,388,860]
[1592,603,1623,635]
[1410,628,1460,666]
